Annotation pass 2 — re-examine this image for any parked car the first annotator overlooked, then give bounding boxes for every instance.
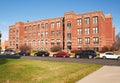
[99,52,120,60]
[18,51,30,56]
[3,49,15,55]
[53,52,70,57]
[0,50,4,54]
[34,51,50,56]
[75,50,96,59]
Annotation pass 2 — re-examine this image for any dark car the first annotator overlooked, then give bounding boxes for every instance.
[53,52,70,57]
[18,51,30,56]
[75,50,96,59]
[34,51,50,56]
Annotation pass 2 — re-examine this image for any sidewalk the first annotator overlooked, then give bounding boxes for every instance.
[76,66,120,83]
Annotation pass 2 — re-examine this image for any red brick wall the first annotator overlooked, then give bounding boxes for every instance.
[9,11,115,52]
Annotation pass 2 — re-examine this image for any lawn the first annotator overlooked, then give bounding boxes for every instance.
[0,58,102,83]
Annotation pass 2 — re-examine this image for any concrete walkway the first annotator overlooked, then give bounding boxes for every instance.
[76,66,120,83]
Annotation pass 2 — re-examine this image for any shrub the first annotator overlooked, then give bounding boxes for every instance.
[50,45,62,52]
[71,49,82,53]
[19,45,31,52]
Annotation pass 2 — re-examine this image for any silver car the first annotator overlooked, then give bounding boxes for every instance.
[3,49,15,55]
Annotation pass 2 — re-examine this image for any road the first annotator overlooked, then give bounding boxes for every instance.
[0,55,120,66]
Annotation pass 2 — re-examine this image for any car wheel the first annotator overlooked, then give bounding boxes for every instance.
[23,54,26,56]
[34,54,37,56]
[93,57,96,59]
[88,55,92,59]
[103,56,106,59]
[117,57,120,60]
[42,54,45,57]
[63,56,66,58]
[76,55,80,58]
[53,55,56,57]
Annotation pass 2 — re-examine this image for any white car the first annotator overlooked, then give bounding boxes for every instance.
[99,52,120,60]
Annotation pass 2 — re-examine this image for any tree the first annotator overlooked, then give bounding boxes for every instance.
[50,45,62,52]
[100,46,109,53]
[19,45,31,52]
[112,32,120,51]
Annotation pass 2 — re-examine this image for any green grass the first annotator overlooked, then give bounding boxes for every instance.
[0,58,102,83]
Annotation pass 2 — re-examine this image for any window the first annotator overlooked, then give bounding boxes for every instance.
[13,41,15,46]
[77,19,82,25]
[93,16,98,24]
[33,25,36,30]
[29,34,31,38]
[41,32,44,37]
[41,40,44,45]
[67,22,71,29]
[45,32,48,37]
[45,39,48,45]
[56,31,61,36]
[10,29,12,33]
[77,28,82,35]
[38,32,40,38]
[38,40,40,45]
[33,40,36,46]
[16,29,19,35]
[51,39,54,45]
[93,27,98,34]
[13,29,15,33]
[38,24,40,30]
[24,34,27,38]
[77,38,82,44]
[67,33,71,40]
[84,18,90,25]
[56,39,61,45]
[24,27,27,31]
[41,23,44,29]
[16,37,19,43]
[33,33,36,38]
[93,37,99,44]
[85,28,90,34]
[51,22,54,28]
[51,31,55,36]
[10,41,12,46]
[28,40,31,46]
[85,37,90,44]
[57,22,60,28]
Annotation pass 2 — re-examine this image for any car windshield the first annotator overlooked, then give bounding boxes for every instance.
[5,50,14,52]
[106,53,114,55]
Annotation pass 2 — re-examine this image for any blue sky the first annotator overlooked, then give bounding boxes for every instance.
[0,0,120,42]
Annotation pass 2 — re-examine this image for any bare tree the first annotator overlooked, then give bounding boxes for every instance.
[112,32,120,51]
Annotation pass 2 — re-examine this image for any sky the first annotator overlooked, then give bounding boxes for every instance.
[0,0,120,42]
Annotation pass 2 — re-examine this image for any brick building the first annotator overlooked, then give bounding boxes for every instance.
[1,40,9,50]
[8,11,115,52]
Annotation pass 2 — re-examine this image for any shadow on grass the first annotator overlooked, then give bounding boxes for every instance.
[0,55,21,59]
[0,58,9,65]
[0,55,21,65]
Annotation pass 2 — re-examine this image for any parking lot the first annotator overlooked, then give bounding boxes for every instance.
[0,55,120,66]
